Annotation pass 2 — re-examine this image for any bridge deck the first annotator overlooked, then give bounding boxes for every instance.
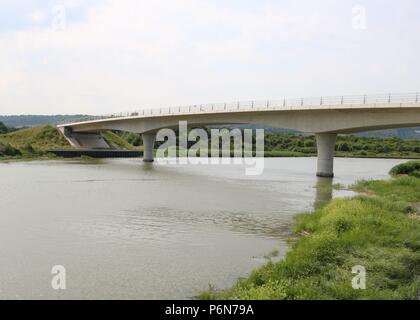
[58,92,419,128]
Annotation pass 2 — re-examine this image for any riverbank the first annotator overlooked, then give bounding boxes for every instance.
[200,161,420,300]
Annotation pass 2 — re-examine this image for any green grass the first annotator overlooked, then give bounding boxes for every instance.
[0,125,71,152]
[102,131,140,150]
[200,164,420,300]
[353,176,420,203]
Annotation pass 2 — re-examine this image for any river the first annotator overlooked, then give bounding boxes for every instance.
[0,157,406,299]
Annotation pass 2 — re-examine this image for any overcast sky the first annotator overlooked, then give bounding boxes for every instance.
[0,0,419,115]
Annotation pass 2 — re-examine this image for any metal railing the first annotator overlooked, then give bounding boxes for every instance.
[60,92,419,125]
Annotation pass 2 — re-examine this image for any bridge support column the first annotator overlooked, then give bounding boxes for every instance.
[315,133,337,178]
[142,133,156,163]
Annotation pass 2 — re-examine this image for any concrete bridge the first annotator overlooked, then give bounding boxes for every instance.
[57,93,420,177]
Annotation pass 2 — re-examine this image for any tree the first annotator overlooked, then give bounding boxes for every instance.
[304,140,315,147]
[337,142,351,152]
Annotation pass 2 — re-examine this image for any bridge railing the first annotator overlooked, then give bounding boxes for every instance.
[59,92,419,124]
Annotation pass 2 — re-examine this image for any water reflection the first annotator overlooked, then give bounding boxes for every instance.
[314,177,333,210]
[142,162,155,171]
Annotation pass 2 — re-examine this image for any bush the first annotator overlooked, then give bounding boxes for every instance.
[0,143,21,156]
[390,160,420,177]
[22,143,36,155]
[304,140,315,147]
[336,142,351,152]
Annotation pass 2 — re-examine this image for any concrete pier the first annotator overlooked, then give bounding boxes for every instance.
[142,133,156,162]
[316,133,337,178]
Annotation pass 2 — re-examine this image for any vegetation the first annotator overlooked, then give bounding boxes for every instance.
[0,143,21,157]
[200,162,420,300]
[102,131,141,150]
[264,133,420,159]
[119,130,419,159]
[141,129,419,158]
[0,125,71,154]
[389,160,420,178]
[114,131,143,147]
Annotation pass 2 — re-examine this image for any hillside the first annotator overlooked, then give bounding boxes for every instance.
[356,127,420,140]
[0,125,72,152]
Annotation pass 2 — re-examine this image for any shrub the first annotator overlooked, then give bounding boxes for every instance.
[304,140,315,147]
[0,143,21,156]
[22,143,36,155]
[390,160,420,177]
[336,142,351,152]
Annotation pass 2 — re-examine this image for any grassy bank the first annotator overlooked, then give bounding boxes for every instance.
[200,161,420,300]
[0,125,71,151]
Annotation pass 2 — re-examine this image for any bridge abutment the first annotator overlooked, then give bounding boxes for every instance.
[316,133,337,178]
[142,133,156,163]
[58,127,111,149]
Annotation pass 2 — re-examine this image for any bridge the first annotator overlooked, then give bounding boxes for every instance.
[57,92,420,177]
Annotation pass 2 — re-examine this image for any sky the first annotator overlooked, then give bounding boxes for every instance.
[0,0,419,115]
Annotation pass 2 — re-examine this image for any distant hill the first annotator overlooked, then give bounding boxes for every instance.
[0,115,419,140]
[355,128,420,140]
[0,115,94,128]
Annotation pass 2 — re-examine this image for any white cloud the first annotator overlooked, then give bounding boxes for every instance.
[0,0,419,115]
